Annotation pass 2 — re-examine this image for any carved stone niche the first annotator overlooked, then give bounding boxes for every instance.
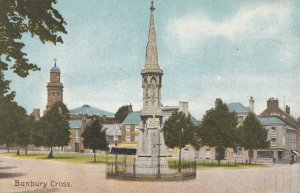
[146,117,160,129]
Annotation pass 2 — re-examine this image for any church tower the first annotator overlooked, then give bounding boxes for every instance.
[137,1,168,160]
[46,59,64,112]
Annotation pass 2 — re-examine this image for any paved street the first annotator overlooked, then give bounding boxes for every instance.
[1,154,300,193]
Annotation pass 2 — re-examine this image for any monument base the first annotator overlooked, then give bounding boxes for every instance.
[134,156,173,175]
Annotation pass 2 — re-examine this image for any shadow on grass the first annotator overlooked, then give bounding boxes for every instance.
[0,166,17,170]
[11,188,59,193]
[0,172,25,179]
[37,156,73,160]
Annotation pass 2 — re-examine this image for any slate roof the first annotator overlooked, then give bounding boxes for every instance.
[259,116,297,130]
[228,103,250,113]
[259,116,285,125]
[69,120,82,129]
[122,112,141,125]
[122,111,201,127]
[70,104,114,117]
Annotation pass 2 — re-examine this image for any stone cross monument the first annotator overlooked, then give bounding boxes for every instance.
[137,1,169,167]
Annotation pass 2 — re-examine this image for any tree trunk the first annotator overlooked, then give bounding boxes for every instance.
[93,149,96,163]
[48,147,53,159]
[25,146,28,156]
[6,144,9,153]
[16,147,20,156]
[195,148,200,160]
[217,147,221,166]
[249,149,252,165]
[179,148,182,173]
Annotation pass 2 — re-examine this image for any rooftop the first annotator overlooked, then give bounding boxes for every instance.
[122,112,141,125]
[70,104,114,117]
[228,103,250,113]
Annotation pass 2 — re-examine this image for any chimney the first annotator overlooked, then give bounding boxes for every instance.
[33,108,40,121]
[179,101,188,116]
[285,105,290,114]
[267,97,279,111]
[249,96,254,113]
[128,103,133,112]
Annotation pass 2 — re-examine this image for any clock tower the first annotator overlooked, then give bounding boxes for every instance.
[46,59,64,112]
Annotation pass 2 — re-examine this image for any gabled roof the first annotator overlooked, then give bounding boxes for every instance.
[69,120,82,129]
[70,104,114,117]
[228,103,250,113]
[122,112,141,125]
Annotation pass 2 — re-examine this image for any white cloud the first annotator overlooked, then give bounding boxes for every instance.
[166,2,291,49]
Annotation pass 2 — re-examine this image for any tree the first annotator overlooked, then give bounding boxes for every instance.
[238,112,270,164]
[14,114,34,156]
[163,111,195,172]
[190,125,204,159]
[0,0,67,78]
[0,100,17,152]
[82,119,108,163]
[115,105,130,123]
[11,104,32,156]
[201,98,238,165]
[34,102,70,158]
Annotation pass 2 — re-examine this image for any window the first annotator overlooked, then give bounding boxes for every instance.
[270,138,276,146]
[233,147,242,157]
[205,149,211,159]
[113,135,118,142]
[126,135,131,142]
[257,151,274,158]
[126,125,130,132]
[271,127,276,133]
[75,130,79,139]
[135,127,139,132]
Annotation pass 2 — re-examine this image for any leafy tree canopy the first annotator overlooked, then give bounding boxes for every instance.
[115,105,130,123]
[33,102,70,148]
[201,98,238,149]
[0,99,27,150]
[239,112,270,150]
[82,119,108,151]
[0,0,67,77]
[163,111,196,149]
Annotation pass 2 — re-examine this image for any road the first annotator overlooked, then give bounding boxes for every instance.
[1,154,300,193]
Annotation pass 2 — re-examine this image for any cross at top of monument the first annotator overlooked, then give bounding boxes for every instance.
[150,1,155,12]
[142,1,163,74]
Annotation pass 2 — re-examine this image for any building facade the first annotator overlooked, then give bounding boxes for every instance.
[257,116,297,162]
[66,104,116,152]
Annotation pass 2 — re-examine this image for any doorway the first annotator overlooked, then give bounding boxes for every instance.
[75,142,80,152]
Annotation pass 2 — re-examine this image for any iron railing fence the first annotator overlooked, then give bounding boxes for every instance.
[106,158,196,181]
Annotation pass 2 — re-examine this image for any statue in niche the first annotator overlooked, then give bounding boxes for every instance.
[150,78,156,105]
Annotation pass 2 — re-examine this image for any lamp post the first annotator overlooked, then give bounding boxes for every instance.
[113,126,119,172]
[157,125,162,177]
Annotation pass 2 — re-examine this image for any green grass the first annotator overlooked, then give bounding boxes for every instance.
[167,159,268,169]
[1,152,129,164]
[1,152,267,169]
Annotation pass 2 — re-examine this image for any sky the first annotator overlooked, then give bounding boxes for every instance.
[5,0,300,120]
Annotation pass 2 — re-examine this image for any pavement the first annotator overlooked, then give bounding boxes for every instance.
[1,154,300,193]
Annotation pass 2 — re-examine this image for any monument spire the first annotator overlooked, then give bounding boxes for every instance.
[143,1,162,74]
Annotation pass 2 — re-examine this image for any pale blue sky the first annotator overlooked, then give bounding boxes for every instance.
[5,0,300,119]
